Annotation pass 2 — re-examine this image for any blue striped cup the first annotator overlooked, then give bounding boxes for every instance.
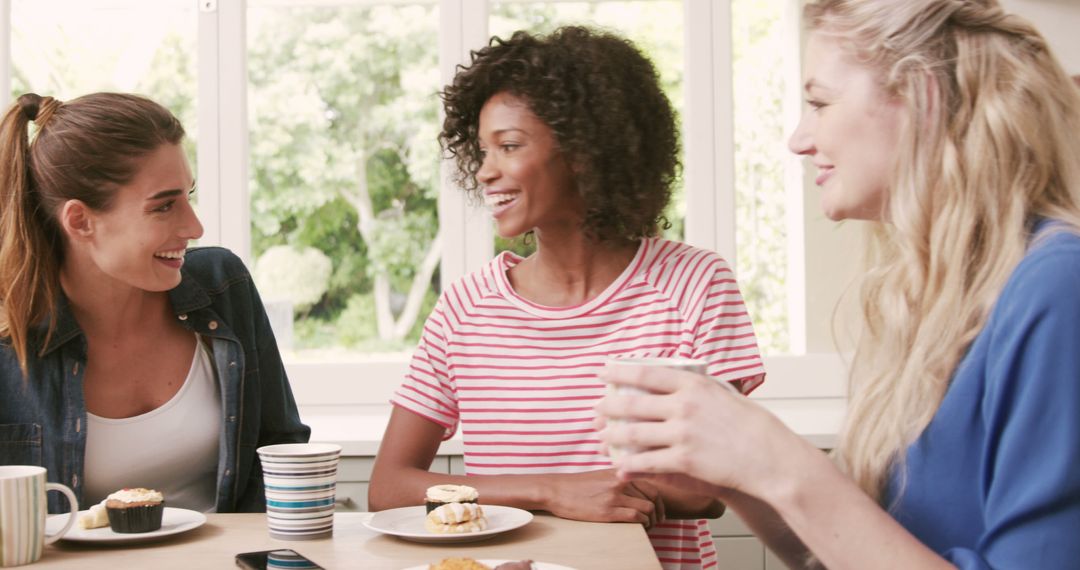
[0,466,78,567]
[257,443,341,540]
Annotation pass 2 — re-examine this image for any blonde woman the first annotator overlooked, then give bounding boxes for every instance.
[597,0,1080,568]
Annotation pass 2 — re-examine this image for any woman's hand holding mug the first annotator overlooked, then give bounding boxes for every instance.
[597,357,803,500]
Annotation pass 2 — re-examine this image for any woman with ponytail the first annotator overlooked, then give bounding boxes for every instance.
[598,0,1080,567]
[0,92,309,514]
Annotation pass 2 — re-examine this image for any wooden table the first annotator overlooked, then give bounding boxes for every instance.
[36,512,662,569]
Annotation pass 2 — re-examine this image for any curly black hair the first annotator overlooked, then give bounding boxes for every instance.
[439,25,680,243]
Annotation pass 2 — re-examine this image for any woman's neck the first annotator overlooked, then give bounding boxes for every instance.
[508,229,640,307]
[59,258,172,341]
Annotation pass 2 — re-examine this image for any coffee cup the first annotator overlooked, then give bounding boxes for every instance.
[256,443,341,540]
[603,357,709,459]
[0,465,78,567]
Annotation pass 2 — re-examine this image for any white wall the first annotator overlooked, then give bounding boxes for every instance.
[1001,0,1080,75]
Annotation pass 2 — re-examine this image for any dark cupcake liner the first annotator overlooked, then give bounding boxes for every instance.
[425,498,477,513]
[106,502,165,533]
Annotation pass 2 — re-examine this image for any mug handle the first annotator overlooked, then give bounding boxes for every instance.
[43,483,79,545]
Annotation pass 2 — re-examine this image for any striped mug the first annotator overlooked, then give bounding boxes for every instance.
[257,443,341,540]
[0,466,78,567]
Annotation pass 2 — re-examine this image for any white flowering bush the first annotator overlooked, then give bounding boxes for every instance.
[253,245,332,314]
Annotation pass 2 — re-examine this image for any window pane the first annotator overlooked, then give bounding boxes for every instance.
[247,1,441,360]
[733,0,790,354]
[10,0,198,162]
[488,0,685,257]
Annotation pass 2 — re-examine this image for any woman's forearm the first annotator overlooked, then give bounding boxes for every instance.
[368,465,552,512]
[369,464,664,527]
[758,445,952,570]
[721,490,817,569]
[652,481,725,519]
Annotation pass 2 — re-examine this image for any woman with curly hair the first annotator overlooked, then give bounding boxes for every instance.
[599,0,1080,568]
[370,26,765,569]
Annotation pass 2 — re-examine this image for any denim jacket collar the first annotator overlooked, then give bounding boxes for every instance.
[37,273,215,356]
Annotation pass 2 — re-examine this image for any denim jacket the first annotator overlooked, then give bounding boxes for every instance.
[0,247,310,513]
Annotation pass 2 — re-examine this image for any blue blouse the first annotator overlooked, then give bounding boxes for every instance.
[887,223,1080,569]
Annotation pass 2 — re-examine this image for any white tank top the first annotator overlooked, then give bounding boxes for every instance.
[84,334,221,512]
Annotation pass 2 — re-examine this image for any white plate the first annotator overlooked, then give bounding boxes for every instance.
[46,506,207,544]
[365,505,533,544]
[401,560,575,570]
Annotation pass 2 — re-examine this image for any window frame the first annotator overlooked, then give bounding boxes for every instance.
[1,0,848,411]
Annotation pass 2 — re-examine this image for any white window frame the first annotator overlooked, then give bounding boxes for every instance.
[1,0,850,412]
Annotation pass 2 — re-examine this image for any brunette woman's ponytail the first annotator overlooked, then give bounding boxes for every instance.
[0,94,65,375]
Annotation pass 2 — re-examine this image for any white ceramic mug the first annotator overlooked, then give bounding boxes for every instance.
[0,465,78,567]
[603,357,709,459]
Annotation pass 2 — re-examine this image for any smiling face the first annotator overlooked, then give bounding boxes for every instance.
[476,91,583,239]
[77,143,204,292]
[788,32,907,222]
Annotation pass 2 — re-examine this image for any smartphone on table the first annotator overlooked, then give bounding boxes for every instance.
[235,549,325,569]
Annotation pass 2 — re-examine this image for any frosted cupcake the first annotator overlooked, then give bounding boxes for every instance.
[104,488,165,533]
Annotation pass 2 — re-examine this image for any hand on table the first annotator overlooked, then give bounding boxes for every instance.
[544,469,665,528]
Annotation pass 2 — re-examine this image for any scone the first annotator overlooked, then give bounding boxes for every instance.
[78,500,109,530]
[425,484,479,513]
[424,502,488,534]
[428,559,492,570]
[104,488,165,533]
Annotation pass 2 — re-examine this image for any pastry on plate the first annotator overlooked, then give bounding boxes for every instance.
[425,501,488,534]
[424,484,479,513]
[78,500,110,530]
[427,559,538,570]
[427,559,492,570]
[104,487,165,533]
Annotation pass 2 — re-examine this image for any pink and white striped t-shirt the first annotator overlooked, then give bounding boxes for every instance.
[392,237,766,570]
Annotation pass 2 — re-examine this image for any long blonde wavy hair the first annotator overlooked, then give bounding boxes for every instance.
[803,0,1080,502]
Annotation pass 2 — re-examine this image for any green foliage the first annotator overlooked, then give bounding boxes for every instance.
[407,289,440,341]
[295,199,370,317]
[335,293,378,347]
[367,210,437,288]
[136,33,198,168]
[494,235,536,259]
[733,0,790,354]
[293,316,337,351]
[336,288,437,351]
[247,4,442,346]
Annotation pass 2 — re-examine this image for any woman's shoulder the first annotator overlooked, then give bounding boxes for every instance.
[442,251,511,300]
[978,227,1080,418]
[988,226,1080,332]
[173,247,256,305]
[642,237,734,278]
[181,247,251,282]
[1008,227,1080,299]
